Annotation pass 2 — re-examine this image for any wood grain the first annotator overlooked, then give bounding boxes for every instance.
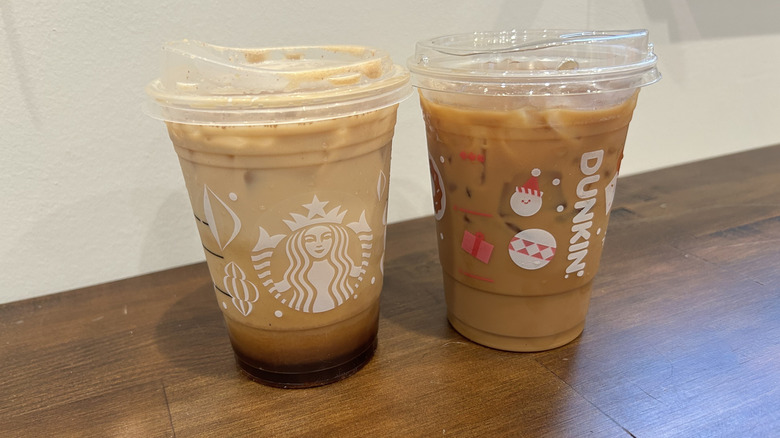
[2,144,779,437]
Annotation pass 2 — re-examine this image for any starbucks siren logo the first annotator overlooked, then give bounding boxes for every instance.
[251,195,372,314]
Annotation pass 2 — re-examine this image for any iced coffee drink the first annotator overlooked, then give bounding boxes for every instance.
[410,30,660,351]
[147,41,410,386]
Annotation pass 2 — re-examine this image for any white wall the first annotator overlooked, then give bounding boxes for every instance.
[2,0,779,304]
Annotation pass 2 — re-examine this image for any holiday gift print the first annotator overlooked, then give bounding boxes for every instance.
[461,230,494,264]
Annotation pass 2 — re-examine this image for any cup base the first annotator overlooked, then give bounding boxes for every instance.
[233,335,377,389]
[443,273,591,352]
[448,313,584,352]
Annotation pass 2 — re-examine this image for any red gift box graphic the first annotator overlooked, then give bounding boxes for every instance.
[461,230,494,264]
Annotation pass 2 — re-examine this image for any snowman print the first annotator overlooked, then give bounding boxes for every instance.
[510,168,543,217]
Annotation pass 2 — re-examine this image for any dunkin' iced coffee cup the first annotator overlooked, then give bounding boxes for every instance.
[409,30,660,351]
[146,41,410,387]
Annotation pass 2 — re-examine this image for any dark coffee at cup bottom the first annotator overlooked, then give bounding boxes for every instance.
[226,303,379,388]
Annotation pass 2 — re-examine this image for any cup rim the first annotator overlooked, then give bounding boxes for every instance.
[408,29,661,96]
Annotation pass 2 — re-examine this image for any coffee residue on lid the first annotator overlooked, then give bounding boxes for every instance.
[146,40,411,125]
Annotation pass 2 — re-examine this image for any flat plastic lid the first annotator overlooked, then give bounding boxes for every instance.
[146,40,411,125]
[408,29,660,96]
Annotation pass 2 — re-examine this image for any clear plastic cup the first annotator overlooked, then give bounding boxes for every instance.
[408,30,660,351]
[146,40,411,387]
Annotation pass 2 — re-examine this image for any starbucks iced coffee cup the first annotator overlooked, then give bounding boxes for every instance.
[409,30,660,351]
[146,41,410,387]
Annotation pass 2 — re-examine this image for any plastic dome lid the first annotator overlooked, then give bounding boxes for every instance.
[408,29,660,96]
[146,40,411,125]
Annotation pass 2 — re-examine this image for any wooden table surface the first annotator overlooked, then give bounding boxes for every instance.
[3,144,780,437]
